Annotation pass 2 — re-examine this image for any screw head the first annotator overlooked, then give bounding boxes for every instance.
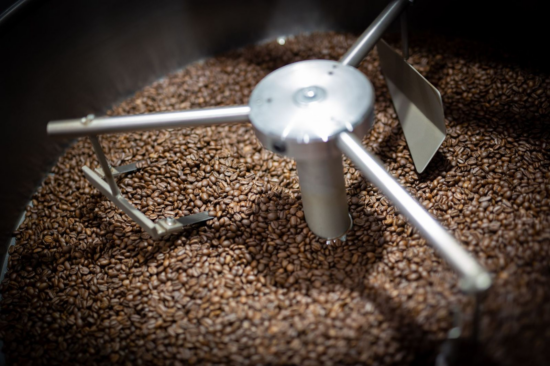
[293,86,326,105]
[80,114,95,125]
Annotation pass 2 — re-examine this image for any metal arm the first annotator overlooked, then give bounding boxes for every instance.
[340,0,411,67]
[82,165,212,239]
[337,132,491,294]
[47,105,251,138]
[83,136,213,239]
[46,106,236,237]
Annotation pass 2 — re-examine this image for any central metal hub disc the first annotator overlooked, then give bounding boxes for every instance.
[249,60,374,158]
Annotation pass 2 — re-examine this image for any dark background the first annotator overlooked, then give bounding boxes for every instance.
[0,0,547,270]
[0,0,18,14]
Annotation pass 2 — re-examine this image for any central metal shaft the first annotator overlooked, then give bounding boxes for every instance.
[291,84,351,238]
[296,156,351,239]
[248,60,374,239]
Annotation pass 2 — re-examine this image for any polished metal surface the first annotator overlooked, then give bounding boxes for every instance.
[249,59,374,159]
[249,59,374,239]
[337,131,491,293]
[176,212,212,227]
[377,39,446,173]
[296,156,351,239]
[340,0,410,67]
[48,106,251,138]
[95,162,138,179]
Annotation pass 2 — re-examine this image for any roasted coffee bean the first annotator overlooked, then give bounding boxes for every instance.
[0,32,549,366]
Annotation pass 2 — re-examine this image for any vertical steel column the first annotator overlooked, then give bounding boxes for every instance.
[296,156,351,240]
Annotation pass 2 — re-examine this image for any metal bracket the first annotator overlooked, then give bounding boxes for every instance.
[95,162,139,179]
[377,40,446,173]
[84,136,213,239]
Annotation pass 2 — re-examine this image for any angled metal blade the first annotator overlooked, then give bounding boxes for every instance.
[95,162,139,179]
[176,212,213,226]
[377,39,446,173]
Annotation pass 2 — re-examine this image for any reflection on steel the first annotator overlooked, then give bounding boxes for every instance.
[296,157,351,240]
[249,60,374,160]
[47,105,251,138]
[176,212,213,227]
[95,162,139,179]
[248,59,374,239]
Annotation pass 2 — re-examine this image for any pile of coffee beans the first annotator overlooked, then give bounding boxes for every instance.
[1,32,549,365]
